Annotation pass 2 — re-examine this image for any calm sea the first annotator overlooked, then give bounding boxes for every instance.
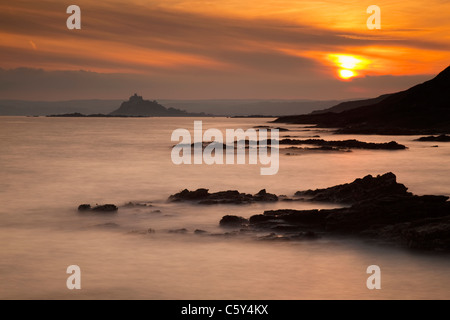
[0,116,449,299]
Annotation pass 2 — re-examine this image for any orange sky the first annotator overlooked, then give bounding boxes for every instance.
[0,0,449,99]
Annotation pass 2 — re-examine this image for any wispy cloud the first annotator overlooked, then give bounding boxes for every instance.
[0,0,449,99]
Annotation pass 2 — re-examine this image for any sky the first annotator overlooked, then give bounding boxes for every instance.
[0,0,449,100]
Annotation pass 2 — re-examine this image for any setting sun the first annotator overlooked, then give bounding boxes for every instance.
[328,54,370,80]
[339,69,356,79]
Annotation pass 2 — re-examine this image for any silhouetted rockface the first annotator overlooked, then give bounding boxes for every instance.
[274,66,450,134]
[311,93,392,114]
[109,94,209,117]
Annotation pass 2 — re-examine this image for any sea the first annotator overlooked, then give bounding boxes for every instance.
[0,116,449,299]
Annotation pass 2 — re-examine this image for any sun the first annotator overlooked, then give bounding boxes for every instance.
[328,54,370,80]
[339,69,356,79]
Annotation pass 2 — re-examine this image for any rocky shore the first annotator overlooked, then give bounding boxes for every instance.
[220,173,450,251]
[77,173,450,251]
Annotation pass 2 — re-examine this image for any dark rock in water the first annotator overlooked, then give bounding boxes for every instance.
[254,189,278,202]
[279,138,406,150]
[169,188,278,204]
[415,134,450,142]
[169,189,209,201]
[78,203,118,212]
[400,217,450,251]
[295,172,410,204]
[220,215,249,227]
[221,173,450,251]
[92,204,118,212]
[194,229,208,234]
[78,204,92,211]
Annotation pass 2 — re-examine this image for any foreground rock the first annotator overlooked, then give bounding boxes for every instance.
[295,173,410,203]
[415,134,450,142]
[169,188,278,204]
[221,173,450,251]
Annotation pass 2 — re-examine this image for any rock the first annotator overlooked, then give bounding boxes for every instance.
[78,204,91,211]
[278,139,407,150]
[224,173,450,251]
[169,188,210,201]
[194,229,208,234]
[295,172,410,204]
[219,215,249,227]
[169,188,278,205]
[401,217,450,250]
[147,228,156,234]
[78,203,118,212]
[92,204,118,212]
[254,189,278,201]
[415,134,450,142]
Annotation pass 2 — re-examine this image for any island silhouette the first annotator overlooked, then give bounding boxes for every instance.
[48,94,211,117]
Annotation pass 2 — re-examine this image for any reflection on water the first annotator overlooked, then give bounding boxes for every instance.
[0,116,449,299]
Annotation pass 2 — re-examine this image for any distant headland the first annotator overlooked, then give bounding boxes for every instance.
[273,66,450,135]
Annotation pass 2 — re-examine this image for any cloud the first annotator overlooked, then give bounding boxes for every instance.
[0,1,449,99]
[0,67,434,101]
[29,40,37,50]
